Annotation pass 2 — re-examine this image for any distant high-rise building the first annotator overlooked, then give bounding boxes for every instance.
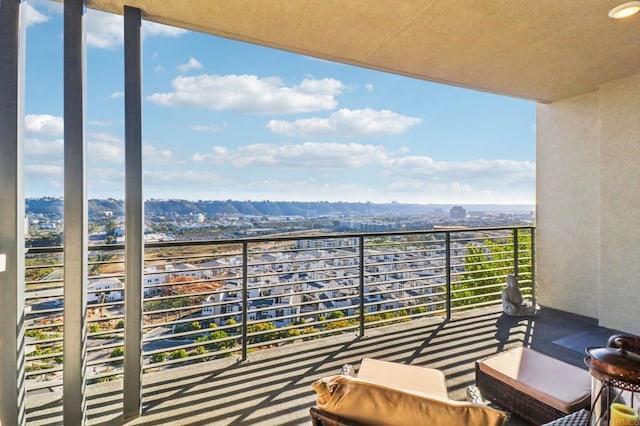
[450,206,466,219]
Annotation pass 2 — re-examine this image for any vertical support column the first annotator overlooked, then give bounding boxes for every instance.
[358,236,365,337]
[0,1,27,425]
[63,0,87,424]
[445,232,451,320]
[241,242,248,361]
[123,6,143,422]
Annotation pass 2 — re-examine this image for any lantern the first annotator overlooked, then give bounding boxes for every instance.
[585,336,640,425]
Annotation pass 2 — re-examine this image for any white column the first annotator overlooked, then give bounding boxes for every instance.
[63,0,88,424]
[123,5,144,421]
[0,0,27,425]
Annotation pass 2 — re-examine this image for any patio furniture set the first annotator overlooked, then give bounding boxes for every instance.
[310,335,640,425]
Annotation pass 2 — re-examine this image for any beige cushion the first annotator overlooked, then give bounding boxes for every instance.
[312,375,507,426]
[357,357,448,398]
[478,347,591,414]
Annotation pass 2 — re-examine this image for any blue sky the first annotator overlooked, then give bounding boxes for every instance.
[23,0,536,204]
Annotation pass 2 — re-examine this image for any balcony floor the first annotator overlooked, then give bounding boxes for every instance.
[26,305,617,425]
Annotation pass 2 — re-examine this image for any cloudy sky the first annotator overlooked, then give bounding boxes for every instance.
[23,0,536,204]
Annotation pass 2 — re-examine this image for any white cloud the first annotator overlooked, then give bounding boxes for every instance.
[266,108,422,137]
[88,133,124,163]
[189,124,226,133]
[25,138,63,158]
[85,11,124,49]
[389,180,473,194]
[86,132,174,165]
[193,142,388,168]
[29,0,62,14]
[143,21,187,38]
[109,91,124,99]
[143,144,174,165]
[296,77,345,96]
[25,164,63,177]
[382,156,535,204]
[89,120,112,127]
[87,168,125,198]
[387,157,535,183]
[90,143,124,163]
[84,9,186,49]
[192,142,535,202]
[25,114,64,136]
[25,3,49,27]
[145,170,222,186]
[365,84,374,92]
[177,57,203,73]
[148,75,344,114]
[151,52,166,72]
[241,179,368,199]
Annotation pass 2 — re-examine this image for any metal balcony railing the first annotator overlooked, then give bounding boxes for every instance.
[23,225,534,392]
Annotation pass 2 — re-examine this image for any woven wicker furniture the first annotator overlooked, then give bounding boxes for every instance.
[310,406,364,426]
[476,347,591,425]
[542,409,589,426]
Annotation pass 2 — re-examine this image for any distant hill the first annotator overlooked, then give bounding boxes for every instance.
[25,198,534,218]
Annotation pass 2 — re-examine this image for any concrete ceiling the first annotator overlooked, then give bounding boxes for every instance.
[86,0,640,103]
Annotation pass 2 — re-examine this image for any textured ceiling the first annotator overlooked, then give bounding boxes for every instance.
[86,0,640,103]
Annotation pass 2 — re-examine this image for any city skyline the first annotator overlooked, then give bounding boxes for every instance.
[24,0,535,204]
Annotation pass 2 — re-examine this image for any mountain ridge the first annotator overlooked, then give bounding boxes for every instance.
[26,197,534,218]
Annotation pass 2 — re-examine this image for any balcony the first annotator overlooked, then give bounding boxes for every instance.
[3,1,640,425]
[18,227,560,423]
[26,305,610,425]
[20,226,615,424]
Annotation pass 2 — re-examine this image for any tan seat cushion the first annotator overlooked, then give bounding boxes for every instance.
[357,357,448,398]
[312,375,507,426]
[477,347,591,414]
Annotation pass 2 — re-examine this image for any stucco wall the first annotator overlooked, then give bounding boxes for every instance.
[536,92,601,319]
[598,73,640,334]
[536,73,640,334]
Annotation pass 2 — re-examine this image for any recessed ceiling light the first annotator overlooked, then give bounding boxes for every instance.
[609,1,640,19]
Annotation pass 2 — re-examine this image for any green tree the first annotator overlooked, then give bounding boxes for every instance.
[200,329,234,351]
[225,318,238,335]
[151,352,167,363]
[327,311,344,320]
[110,347,124,358]
[171,349,188,359]
[109,346,124,366]
[452,232,533,309]
[192,346,207,356]
[105,220,116,236]
[247,322,278,344]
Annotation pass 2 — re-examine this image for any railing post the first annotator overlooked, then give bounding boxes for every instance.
[123,6,143,422]
[0,1,27,424]
[241,242,248,361]
[530,227,536,307]
[513,228,519,279]
[358,235,365,338]
[445,232,451,320]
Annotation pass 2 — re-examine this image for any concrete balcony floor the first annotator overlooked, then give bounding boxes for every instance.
[26,306,615,425]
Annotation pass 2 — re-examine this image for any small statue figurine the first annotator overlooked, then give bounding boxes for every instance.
[502,274,536,317]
